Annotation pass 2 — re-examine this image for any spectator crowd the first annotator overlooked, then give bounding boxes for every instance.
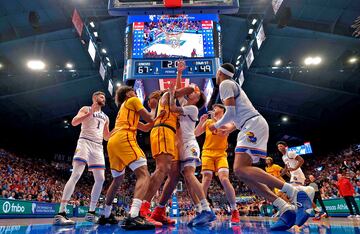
[1,144,359,217]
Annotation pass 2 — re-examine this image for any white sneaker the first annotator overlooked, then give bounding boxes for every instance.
[85,212,98,223]
[347,215,354,219]
[53,213,75,226]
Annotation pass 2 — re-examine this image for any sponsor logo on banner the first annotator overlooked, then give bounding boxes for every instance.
[2,201,26,214]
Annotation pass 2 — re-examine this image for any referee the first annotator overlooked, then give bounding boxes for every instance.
[309,175,329,219]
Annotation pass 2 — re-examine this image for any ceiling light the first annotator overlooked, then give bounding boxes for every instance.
[0,63,3,69]
[27,60,45,70]
[304,57,313,66]
[105,57,110,62]
[274,59,282,66]
[107,62,111,67]
[64,120,68,124]
[312,56,322,65]
[281,116,289,122]
[251,19,257,25]
[89,21,95,28]
[93,32,98,37]
[240,46,246,52]
[349,57,358,64]
[116,82,121,87]
[236,60,240,65]
[248,29,254,34]
[65,63,74,69]
[237,55,242,60]
[304,56,322,66]
[101,48,107,54]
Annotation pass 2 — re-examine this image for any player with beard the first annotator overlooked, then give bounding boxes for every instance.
[54,91,110,225]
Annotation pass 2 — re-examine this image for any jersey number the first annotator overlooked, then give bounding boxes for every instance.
[97,120,101,129]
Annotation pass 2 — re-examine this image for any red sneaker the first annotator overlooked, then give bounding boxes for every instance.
[140,201,163,227]
[151,206,176,225]
[140,201,151,217]
[231,210,240,224]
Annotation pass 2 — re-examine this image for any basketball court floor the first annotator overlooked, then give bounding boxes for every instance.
[1,217,359,234]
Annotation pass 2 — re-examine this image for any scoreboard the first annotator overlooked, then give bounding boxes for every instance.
[124,58,220,79]
[123,14,222,80]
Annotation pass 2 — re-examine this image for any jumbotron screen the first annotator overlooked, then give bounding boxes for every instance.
[128,14,218,59]
[288,142,313,155]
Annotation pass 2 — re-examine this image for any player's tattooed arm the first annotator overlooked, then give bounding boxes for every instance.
[169,84,184,114]
[176,59,186,89]
[71,105,94,126]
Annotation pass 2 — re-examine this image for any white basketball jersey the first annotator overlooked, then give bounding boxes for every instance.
[282,151,305,178]
[179,105,198,142]
[219,79,260,129]
[79,107,108,143]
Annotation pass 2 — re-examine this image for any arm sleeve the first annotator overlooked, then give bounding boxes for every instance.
[213,106,236,129]
[128,97,145,112]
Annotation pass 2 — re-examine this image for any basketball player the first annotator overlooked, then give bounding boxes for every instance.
[168,80,216,226]
[277,141,306,186]
[54,91,110,225]
[194,104,240,224]
[208,63,314,231]
[140,65,194,225]
[98,86,164,230]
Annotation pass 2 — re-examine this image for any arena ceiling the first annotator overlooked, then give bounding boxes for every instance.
[0,0,359,156]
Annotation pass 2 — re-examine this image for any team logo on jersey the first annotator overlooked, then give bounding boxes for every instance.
[191,148,198,156]
[75,149,80,154]
[246,131,257,143]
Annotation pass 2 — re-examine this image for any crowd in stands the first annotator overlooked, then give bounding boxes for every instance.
[1,144,360,217]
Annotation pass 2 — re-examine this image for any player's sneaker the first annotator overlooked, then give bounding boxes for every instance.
[230,210,240,224]
[140,201,151,217]
[294,190,313,226]
[53,212,75,226]
[270,209,296,231]
[312,213,321,221]
[192,210,216,226]
[121,215,155,230]
[97,213,119,225]
[85,211,98,223]
[151,206,175,225]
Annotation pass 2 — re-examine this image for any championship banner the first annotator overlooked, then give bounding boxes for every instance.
[0,199,73,218]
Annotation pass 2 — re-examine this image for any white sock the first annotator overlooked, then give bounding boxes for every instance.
[59,163,86,213]
[200,199,211,212]
[89,170,105,211]
[273,197,291,214]
[130,198,142,218]
[281,183,296,199]
[104,205,112,218]
[196,203,202,213]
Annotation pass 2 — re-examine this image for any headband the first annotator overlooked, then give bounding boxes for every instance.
[219,67,234,77]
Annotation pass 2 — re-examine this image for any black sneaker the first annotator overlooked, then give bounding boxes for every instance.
[121,215,155,230]
[97,213,119,225]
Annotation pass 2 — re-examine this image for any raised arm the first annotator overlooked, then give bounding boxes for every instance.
[176,60,186,89]
[71,104,95,126]
[194,114,208,137]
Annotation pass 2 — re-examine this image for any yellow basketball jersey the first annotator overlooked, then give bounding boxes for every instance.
[203,119,228,153]
[154,101,178,129]
[113,97,144,133]
[265,164,283,178]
